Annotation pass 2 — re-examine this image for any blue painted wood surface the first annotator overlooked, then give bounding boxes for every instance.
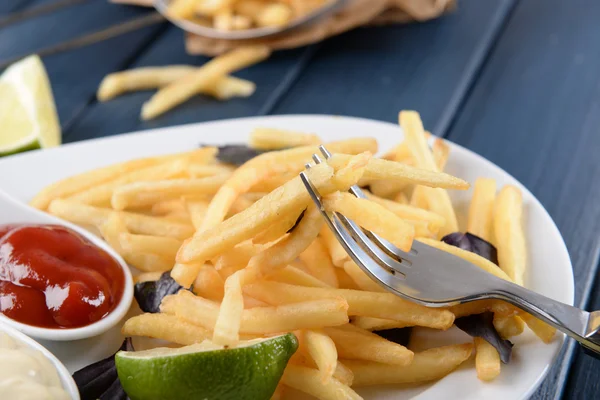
[2,0,599,398]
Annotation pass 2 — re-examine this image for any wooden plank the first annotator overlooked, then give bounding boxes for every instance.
[443,0,600,398]
[62,26,317,141]
[0,0,167,130]
[0,0,32,15]
[267,0,517,131]
[63,0,515,142]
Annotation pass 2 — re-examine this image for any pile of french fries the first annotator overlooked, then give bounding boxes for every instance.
[97,45,270,120]
[166,0,329,31]
[32,110,556,398]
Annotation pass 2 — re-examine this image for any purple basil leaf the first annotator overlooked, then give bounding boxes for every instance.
[441,232,499,265]
[210,144,265,166]
[374,328,412,347]
[134,272,184,313]
[73,338,133,400]
[455,312,513,363]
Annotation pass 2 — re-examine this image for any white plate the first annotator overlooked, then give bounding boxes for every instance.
[0,115,573,400]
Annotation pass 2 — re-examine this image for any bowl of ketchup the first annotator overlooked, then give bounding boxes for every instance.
[0,224,133,341]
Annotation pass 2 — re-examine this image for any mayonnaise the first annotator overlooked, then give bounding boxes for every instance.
[0,332,70,400]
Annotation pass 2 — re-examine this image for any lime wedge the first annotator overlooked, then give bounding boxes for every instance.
[115,333,298,400]
[0,55,60,156]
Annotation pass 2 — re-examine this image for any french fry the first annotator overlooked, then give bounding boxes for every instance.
[162,290,349,334]
[243,281,455,330]
[244,204,323,281]
[111,175,228,210]
[335,268,360,290]
[122,313,211,345]
[29,148,214,210]
[187,164,234,179]
[281,364,363,400]
[165,0,198,19]
[119,232,182,261]
[255,3,293,27]
[367,179,408,199]
[175,162,334,272]
[249,127,321,150]
[493,315,525,338]
[252,209,303,244]
[98,67,255,101]
[323,192,415,252]
[394,192,409,204]
[213,271,245,346]
[494,185,526,286]
[99,214,174,272]
[474,337,501,381]
[352,316,411,331]
[304,330,338,383]
[520,313,556,343]
[467,178,497,241]
[327,154,469,190]
[214,241,261,271]
[320,225,350,267]
[67,160,189,207]
[299,239,338,288]
[142,46,270,120]
[134,271,164,284]
[346,343,473,386]
[342,261,384,293]
[49,199,194,240]
[267,265,332,288]
[399,111,459,235]
[185,198,209,230]
[432,137,450,171]
[366,192,446,229]
[151,199,187,216]
[325,325,413,366]
[334,361,354,386]
[192,265,225,301]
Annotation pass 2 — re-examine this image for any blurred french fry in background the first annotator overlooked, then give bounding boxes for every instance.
[282,364,363,400]
[193,266,225,301]
[299,239,339,288]
[97,66,255,101]
[467,178,497,241]
[122,313,211,345]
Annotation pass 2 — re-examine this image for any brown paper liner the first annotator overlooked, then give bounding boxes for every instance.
[109,0,455,56]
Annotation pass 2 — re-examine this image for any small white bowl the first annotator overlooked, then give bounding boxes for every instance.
[0,321,80,399]
[0,191,134,341]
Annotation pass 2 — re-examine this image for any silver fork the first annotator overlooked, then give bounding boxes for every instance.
[300,145,600,357]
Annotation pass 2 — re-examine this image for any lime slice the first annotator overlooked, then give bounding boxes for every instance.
[115,333,298,400]
[0,55,60,156]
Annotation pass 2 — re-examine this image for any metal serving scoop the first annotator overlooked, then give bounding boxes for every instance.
[155,0,348,40]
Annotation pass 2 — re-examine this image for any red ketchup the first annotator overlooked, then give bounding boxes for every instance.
[0,224,125,329]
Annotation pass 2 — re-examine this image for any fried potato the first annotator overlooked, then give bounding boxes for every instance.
[494,185,526,286]
[133,271,164,284]
[342,261,384,293]
[97,66,255,101]
[320,225,351,267]
[346,343,473,386]
[252,209,303,244]
[111,175,228,210]
[328,154,469,190]
[474,338,501,382]
[333,361,354,386]
[299,239,338,288]
[249,127,321,150]
[304,330,338,383]
[493,315,525,338]
[352,316,411,331]
[162,290,349,334]
[119,232,182,261]
[192,265,225,301]
[243,282,455,330]
[213,270,245,346]
[142,46,270,120]
[267,265,332,288]
[49,199,194,240]
[323,192,415,252]
[29,148,214,210]
[467,178,497,242]
[282,364,362,400]
[325,325,413,366]
[176,162,333,270]
[122,313,210,345]
[214,241,261,271]
[366,192,446,229]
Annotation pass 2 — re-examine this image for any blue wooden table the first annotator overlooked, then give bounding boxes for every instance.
[2,0,599,398]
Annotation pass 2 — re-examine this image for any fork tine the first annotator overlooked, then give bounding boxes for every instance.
[317,146,417,261]
[300,171,410,278]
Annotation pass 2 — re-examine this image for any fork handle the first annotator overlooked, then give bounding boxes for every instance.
[494,280,600,357]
